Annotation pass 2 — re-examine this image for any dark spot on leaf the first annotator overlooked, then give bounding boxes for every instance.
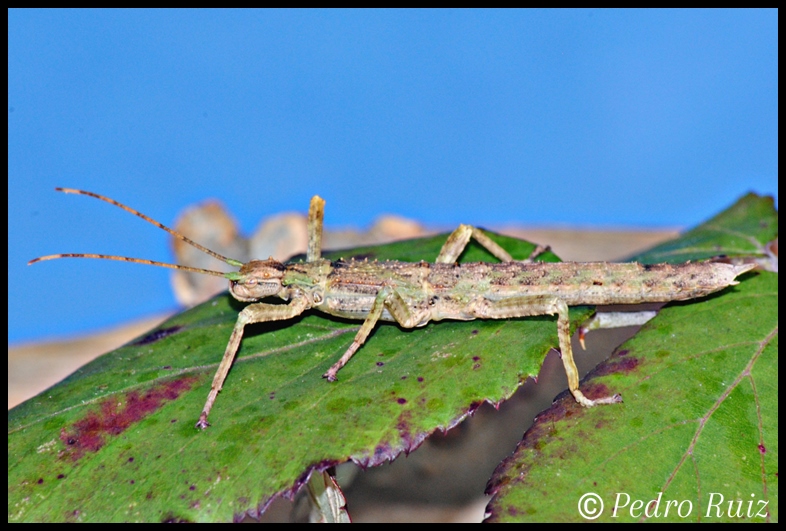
[37,478,44,484]
[190,485,196,491]
[59,376,199,461]
[472,356,480,361]
[471,329,479,335]
[397,398,407,404]
[507,506,519,516]
[417,377,424,382]
[57,474,65,479]
[473,363,481,370]
[161,514,193,523]
[759,444,766,454]
[617,349,629,356]
[133,326,183,345]
[129,479,135,484]
[400,375,407,380]
[128,457,134,463]
[376,361,384,366]
[392,411,430,457]
[586,350,641,378]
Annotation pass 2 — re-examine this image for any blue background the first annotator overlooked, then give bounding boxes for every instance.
[9,9,778,344]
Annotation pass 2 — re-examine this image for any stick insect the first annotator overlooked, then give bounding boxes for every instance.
[30,189,756,429]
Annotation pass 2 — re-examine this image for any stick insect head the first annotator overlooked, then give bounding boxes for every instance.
[229,259,288,302]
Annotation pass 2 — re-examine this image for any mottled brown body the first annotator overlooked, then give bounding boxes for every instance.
[306,259,747,325]
[228,247,751,427]
[28,190,755,428]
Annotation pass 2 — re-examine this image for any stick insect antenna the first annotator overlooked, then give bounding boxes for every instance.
[28,188,244,280]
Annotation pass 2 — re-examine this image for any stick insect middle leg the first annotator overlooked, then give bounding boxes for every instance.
[319,225,547,383]
[322,286,426,381]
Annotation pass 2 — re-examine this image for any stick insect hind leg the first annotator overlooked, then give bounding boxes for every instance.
[436,224,549,264]
[471,295,622,408]
[437,225,619,408]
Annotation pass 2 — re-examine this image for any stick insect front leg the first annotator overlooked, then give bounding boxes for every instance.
[197,296,311,429]
[307,195,325,263]
[198,196,328,428]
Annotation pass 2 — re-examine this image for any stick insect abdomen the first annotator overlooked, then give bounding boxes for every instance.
[429,261,754,308]
[418,260,755,323]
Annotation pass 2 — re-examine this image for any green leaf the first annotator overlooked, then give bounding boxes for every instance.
[9,232,592,522]
[630,192,777,264]
[485,193,778,523]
